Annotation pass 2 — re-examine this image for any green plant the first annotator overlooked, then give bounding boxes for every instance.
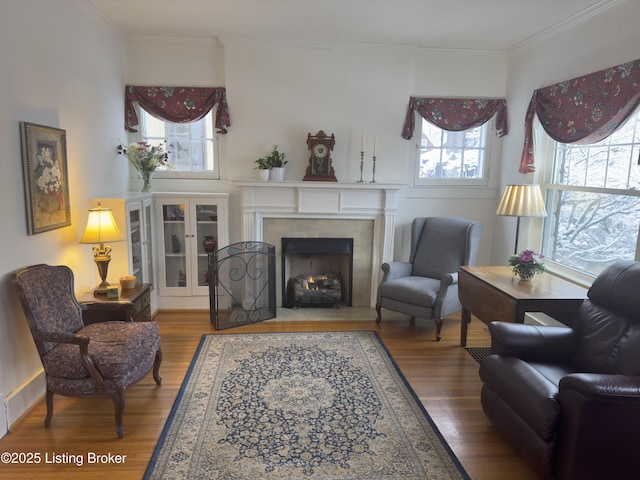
[508,249,546,277]
[267,145,288,168]
[254,145,288,170]
[254,156,271,170]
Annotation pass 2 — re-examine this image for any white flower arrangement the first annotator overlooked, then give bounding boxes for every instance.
[35,146,62,193]
[117,142,171,172]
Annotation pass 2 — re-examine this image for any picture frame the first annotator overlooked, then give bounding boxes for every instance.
[20,122,71,234]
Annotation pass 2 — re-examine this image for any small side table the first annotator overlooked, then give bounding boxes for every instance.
[458,266,588,347]
[79,283,152,324]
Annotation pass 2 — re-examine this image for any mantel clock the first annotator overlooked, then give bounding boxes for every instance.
[303,130,337,182]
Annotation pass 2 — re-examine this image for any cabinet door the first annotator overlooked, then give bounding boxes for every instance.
[142,198,154,286]
[126,198,155,286]
[157,199,191,296]
[192,201,220,295]
[126,203,144,283]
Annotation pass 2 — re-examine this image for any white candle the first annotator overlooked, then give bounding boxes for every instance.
[361,130,365,152]
[373,136,376,156]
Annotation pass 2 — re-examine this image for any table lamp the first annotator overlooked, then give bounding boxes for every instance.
[80,203,123,294]
[496,184,547,254]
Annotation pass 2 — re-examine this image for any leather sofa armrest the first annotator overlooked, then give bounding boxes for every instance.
[556,373,640,479]
[560,373,640,399]
[489,321,578,363]
[380,261,413,281]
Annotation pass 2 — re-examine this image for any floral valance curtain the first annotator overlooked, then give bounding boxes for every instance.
[401,97,508,140]
[519,58,640,173]
[125,85,231,134]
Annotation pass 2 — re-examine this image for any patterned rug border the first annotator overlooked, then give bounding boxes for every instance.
[145,331,470,479]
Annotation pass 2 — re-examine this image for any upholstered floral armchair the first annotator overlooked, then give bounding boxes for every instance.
[375,217,482,341]
[12,264,162,438]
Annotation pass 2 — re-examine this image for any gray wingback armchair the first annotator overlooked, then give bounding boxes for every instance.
[375,217,482,341]
[12,264,162,438]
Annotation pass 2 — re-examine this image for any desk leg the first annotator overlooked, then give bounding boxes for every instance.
[460,307,471,347]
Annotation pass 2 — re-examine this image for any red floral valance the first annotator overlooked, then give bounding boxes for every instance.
[125,85,231,134]
[402,97,508,140]
[520,58,640,173]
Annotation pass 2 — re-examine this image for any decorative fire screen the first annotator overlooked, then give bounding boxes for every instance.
[209,241,276,330]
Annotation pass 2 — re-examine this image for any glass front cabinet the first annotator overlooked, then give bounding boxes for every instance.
[126,197,154,285]
[155,193,229,308]
[90,195,155,286]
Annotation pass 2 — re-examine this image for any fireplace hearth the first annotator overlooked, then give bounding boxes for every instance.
[282,237,353,308]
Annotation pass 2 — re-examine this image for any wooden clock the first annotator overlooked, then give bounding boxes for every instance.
[303,130,337,182]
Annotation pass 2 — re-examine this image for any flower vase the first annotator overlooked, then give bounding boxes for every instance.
[269,167,285,181]
[138,170,154,193]
[41,191,61,212]
[516,269,536,282]
[202,235,217,253]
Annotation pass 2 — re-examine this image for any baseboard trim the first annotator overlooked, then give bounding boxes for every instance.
[5,369,45,431]
[0,392,6,438]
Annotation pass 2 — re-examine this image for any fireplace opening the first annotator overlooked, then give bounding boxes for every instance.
[282,237,353,308]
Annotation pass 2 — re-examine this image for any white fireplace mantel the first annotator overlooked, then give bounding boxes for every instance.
[233,180,405,306]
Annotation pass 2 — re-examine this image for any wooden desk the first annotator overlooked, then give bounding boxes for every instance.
[79,283,152,323]
[458,266,588,346]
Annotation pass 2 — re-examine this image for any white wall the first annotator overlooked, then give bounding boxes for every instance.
[0,0,126,435]
[126,36,508,263]
[494,0,640,263]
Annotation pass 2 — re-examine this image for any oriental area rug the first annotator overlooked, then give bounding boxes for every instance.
[144,331,470,479]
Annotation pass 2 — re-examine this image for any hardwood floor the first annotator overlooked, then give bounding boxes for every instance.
[0,309,539,479]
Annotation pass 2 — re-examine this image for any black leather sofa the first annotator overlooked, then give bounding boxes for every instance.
[479,260,640,479]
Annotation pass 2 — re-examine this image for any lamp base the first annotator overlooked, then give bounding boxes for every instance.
[93,256,112,296]
[93,283,111,296]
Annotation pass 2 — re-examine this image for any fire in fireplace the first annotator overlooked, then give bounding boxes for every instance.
[281,237,353,308]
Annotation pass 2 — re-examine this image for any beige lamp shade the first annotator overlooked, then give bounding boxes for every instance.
[80,204,123,245]
[80,203,123,292]
[496,184,547,218]
[497,184,547,254]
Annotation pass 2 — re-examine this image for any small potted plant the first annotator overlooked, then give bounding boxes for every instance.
[254,156,271,181]
[508,249,546,281]
[266,145,287,181]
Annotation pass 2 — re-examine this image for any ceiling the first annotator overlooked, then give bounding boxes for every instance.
[86,0,622,51]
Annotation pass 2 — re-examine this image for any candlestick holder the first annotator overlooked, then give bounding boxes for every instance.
[357,151,365,183]
[369,155,377,183]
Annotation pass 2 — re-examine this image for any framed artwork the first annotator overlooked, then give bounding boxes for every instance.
[20,122,71,234]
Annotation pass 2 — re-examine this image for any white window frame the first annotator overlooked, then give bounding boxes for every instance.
[130,107,220,180]
[412,118,498,187]
[534,115,640,281]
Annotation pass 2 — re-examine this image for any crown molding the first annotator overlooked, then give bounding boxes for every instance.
[508,0,626,56]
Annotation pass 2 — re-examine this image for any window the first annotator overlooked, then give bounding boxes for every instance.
[540,110,640,277]
[140,109,219,178]
[415,119,489,185]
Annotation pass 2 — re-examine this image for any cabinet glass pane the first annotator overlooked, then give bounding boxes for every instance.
[162,204,187,288]
[196,204,218,287]
[144,203,154,286]
[128,209,143,282]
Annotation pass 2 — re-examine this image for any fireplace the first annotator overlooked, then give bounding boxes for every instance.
[234,180,402,307]
[282,237,353,308]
